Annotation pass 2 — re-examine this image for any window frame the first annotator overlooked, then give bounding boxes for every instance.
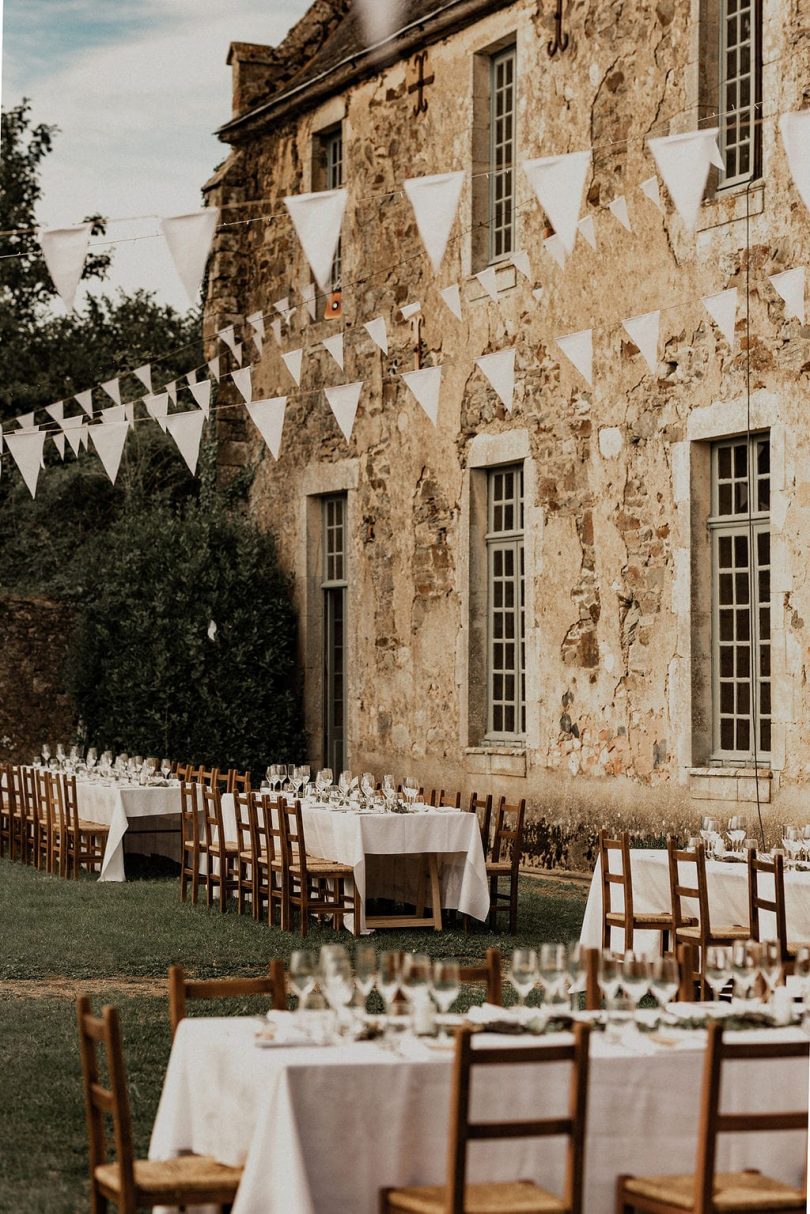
[488,43,517,265]
[318,124,344,289]
[717,0,761,189]
[321,493,348,772]
[485,463,526,742]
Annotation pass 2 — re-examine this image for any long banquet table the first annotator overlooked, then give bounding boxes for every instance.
[74,780,182,882]
[580,848,810,954]
[150,1015,808,1214]
[220,795,490,931]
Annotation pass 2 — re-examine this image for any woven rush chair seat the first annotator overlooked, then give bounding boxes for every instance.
[294,856,354,876]
[383,1179,569,1213]
[94,1155,243,1205]
[76,817,110,835]
[619,1169,806,1211]
[605,910,674,929]
[674,923,748,943]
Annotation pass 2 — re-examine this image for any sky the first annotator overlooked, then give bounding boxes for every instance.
[2,0,312,312]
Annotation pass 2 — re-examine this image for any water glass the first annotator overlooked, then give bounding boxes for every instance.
[538,943,569,1005]
[289,950,317,1009]
[621,952,651,1011]
[508,948,538,1007]
[649,956,679,1008]
[705,945,732,1001]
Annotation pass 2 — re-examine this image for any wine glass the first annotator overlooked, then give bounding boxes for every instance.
[401,953,432,1010]
[621,952,651,1013]
[508,948,538,1007]
[86,748,97,770]
[299,765,311,795]
[56,743,66,767]
[782,827,801,871]
[402,776,419,808]
[288,950,317,1010]
[727,815,747,857]
[361,772,375,804]
[431,960,460,1037]
[354,943,377,1008]
[731,940,760,1005]
[322,957,355,1022]
[758,940,782,1002]
[705,945,733,1002]
[161,758,171,780]
[649,956,679,1008]
[42,743,51,765]
[377,951,402,1014]
[598,952,622,1012]
[275,764,287,793]
[538,943,569,1006]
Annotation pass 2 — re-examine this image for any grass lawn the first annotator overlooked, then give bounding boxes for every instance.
[0,857,587,1214]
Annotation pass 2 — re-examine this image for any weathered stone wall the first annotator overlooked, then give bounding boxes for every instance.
[0,595,76,763]
[203,0,810,863]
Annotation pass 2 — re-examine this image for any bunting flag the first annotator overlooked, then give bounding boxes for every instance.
[185,371,198,387]
[52,432,66,459]
[556,329,593,386]
[476,267,499,302]
[6,430,47,497]
[325,381,363,441]
[702,288,738,347]
[60,415,85,457]
[101,404,127,425]
[90,420,130,484]
[402,365,442,424]
[160,209,220,306]
[512,250,532,280]
[247,311,266,339]
[231,342,243,366]
[218,326,238,355]
[165,409,205,475]
[647,128,723,230]
[39,223,92,311]
[780,112,810,213]
[207,357,221,382]
[577,215,597,249]
[282,349,304,386]
[145,392,169,432]
[608,195,632,231]
[284,188,348,291]
[231,367,252,404]
[80,428,89,450]
[401,302,421,319]
[45,401,64,423]
[16,412,37,431]
[532,287,544,303]
[166,381,178,405]
[125,402,135,424]
[476,349,516,411]
[274,298,295,325]
[189,379,212,417]
[101,378,121,406]
[75,390,94,417]
[640,175,663,211]
[544,234,567,269]
[769,267,805,323]
[364,318,388,355]
[403,171,465,274]
[440,284,463,320]
[523,150,592,253]
[623,310,660,373]
[301,282,318,320]
[246,397,287,460]
[323,334,345,370]
[134,364,152,393]
[271,319,283,345]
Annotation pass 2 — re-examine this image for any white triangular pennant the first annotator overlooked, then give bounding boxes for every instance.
[247,311,266,339]
[246,397,287,460]
[274,298,295,325]
[6,430,46,497]
[440,284,463,320]
[302,282,318,320]
[207,357,221,382]
[577,215,596,249]
[231,367,252,404]
[476,267,499,302]
[640,176,663,211]
[80,428,88,450]
[39,223,92,311]
[219,326,238,355]
[556,330,593,386]
[780,112,810,213]
[145,393,169,432]
[702,288,738,347]
[282,349,304,386]
[769,267,805,323]
[189,380,212,418]
[45,401,64,423]
[364,317,388,355]
[544,234,567,269]
[401,365,442,425]
[284,188,347,291]
[60,415,85,457]
[90,420,130,484]
[476,349,516,411]
[166,381,177,405]
[15,412,36,431]
[532,287,544,303]
[523,150,592,253]
[165,410,205,475]
[52,432,66,459]
[232,342,243,366]
[185,371,198,387]
[134,364,152,393]
[125,402,135,424]
[101,404,127,425]
[647,128,721,230]
[512,250,532,280]
[403,171,465,274]
[101,379,121,406]
[623,310,660,374]
[401,302,421,319]
[608,195,632,231]
[75,390,94,417]
[325,381,363,441]
[160,209,219,306]
[323,334,344,370]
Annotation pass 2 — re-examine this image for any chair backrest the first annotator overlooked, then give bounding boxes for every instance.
[458,947,502,1005]
[227,769,251,794]
[667,837,711,936]
[470,792,493,854]
[175,763,191,781]
[0,763,14,815]
[490,797,526,870]
[179,780,201,847]
[278,799,306,877]
[232,790,254,855]
[598,830,634,946]
[168,962,287,1036]
[38,769,60,831]
[197,766,220,788]
[199,783,226,851]
[429,789,463,808]
[692,1022,809,1214]
[250,793,273,862]
[445,1022,591,1214]
[61,773,79,830]
[76,996,137,1210]
[28,766,46,823]
[747,847,789,961]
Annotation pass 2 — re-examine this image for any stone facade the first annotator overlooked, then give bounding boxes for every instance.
[0,595,76,763]
[203,0,810,865]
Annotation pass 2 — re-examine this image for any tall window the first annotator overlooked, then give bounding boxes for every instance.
[489,45,516,262]
[321,126,344,288]
[718,0,760,186]
[710,434,770,760]
[322,494,347,771]
[487,465,525,739]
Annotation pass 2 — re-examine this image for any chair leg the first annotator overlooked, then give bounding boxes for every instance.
[615,1176,633,1214]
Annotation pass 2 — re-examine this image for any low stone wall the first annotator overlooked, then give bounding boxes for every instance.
[0,594,77,763]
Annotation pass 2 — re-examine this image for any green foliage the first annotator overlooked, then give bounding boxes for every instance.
[66,497,305,774]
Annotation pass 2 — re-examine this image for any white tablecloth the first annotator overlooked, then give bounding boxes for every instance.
[581,849,810,954]
[220,797,490,930]
[149,1016,808,1214]
[76,781,182,882]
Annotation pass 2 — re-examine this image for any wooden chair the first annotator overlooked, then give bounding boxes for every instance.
[599,830,672,954]
[12,764,38,865]
[0,763,12,860]
[200,784,239,912]
[428,789,463,808]
[246,794,284,926]
[167,962,288,1036]
[667,839,748,999]
[233,790,256,916]
[61,774,109,878]
[197,766,220,788]
[174,763,192,782]
[470,791,494,854]
[264,797,289,929]
[179,780,207,905]
[747,847,809,972]
[279,799,360,937]
[486,797,526,934]
[459,947,503,1005]
[77,995,242,1212]
[26,766,51,872]
[617,1022,808,1213]
[580,943,696,1011]
[227,769,251,794]
[381,1022,591,1214]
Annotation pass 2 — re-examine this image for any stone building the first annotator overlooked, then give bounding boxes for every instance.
[203,0,810,864]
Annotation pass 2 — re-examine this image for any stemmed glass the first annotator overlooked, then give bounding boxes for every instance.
[801,826,810,864]
[705,945,732,1001]
[538,944,569,1007]
[401,953,432,1014]
[731,940,760,1005]
[86,748,97,771]
[621,952,651,1014]
[322,957,355,1028]
[161,758,171,781]
[42,743,51,765]
[338,771,352,804]
[377,951,402,1014]
[782,827,801,871]
[354,943,377,1010]
[316,769,333,801]
[431,960,460,1038]
[361,772,375,805]
[56,743,66,768]
[598,953,622,1012]
[288,950,317,1010]
[382,774,396,812]
[508,948,538,1007]
[402,776,419,809]
[299,765,311,797]
[758,941,782,1002]
[727,816,747,857]
[649,956,679,1008]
